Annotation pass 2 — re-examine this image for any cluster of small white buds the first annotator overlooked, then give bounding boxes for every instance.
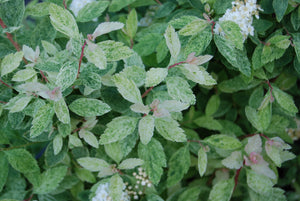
[214,0,263,40]
[91,183,130,201]
[125,167,152,200]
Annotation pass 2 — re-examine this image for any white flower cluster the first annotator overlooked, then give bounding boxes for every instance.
[214,0,262,40]
[125,167,152,200]
[69,0,96,17]
[92,182,130,201]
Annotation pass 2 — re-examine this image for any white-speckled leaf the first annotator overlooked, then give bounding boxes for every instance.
[118,158,144,169]
[119,65,146,87]
[99,116,138,144]
[272,86,298,115]
[92,22,124,39]
[85,41,107,69]
[54,98,70,124]
[139,115,155,145]
[1,51,24,76]
[41,40,58,55]
[69,98,111,117]
[198,146,207,177]
[30,104,54,137]
[145,68,168,87]
[204,134,242,150]
[7,95,32,113]
[97,40,134,62]
[160,100,189,112]
[181,64,216,85]
[77,157,110,172]
[164,25,180,59]
[55,61,77,91]
[246,169,274,195]
[113,74,142,104]
[130,103,150,114]
[76,1,109,22]
[208,179,234,201]
[179,19,209,36]
[155,117,187,142]
[49,3,79,38]
[166,77,196,105]
[53,135,63,155]
[109,174,124,201]
[222,151,243,169]
[79,129,99,148]
[12,68,36,82]
[244,135,262,155]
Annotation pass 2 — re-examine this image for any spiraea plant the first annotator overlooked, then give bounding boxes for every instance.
[0,0,299,200]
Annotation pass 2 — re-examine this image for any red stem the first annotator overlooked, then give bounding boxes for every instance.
[266,80,274,102]
[40,71,48,82]
[168,61,186,70]
[211,21,215,35]
[155,0,162,5]
[234,160,245,191]
[141,86,153,98]
[241,133,271,141]
[130,38,134,49]
[63,0,67,9]
[0,79,13,89]
[0,18,21,51]
[77,40,87,79]
[0,101,8,104]
[187,139,206,149]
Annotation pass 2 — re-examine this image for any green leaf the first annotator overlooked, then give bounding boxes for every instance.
[178,186,201,201]
[139,115,155,145]
[179,19,209,36]
[194,115,223,131]
[118,158,144,169]
[198,147,207,177]
[41,40,58,55]
[58,122,71,138]
[0,0,25,27]
[169,15,200,29]
[126,9,138,38]
[9,95,32,113]
[54,98,70,124]
[75,168,96,183]
[208,179,234,201]
[252,44,264,70]
[273,86,298,116]
[5,149,40,174]
[109,174,124,201]
[12,68,36,82]
[181,64,216,86]
[112,74,142,104]
[30,104,54,138]
[246,169,274,195]
[109,0,136,12]
[45,141,68,167]
[184,31,212,57]
[53,135,63,155]
[79,130,99,149]
[167,146,190,187]
[105,142,123,163]
[55,61,78,91]
[145,68,168,87]
[138,138,167,185]
[205,95,220,116]
[34,166,67,194]
[218,75,260,93]
[222,151,243,169]
[85,41,107,70]
[204,134,242,150]
[69,98,111,117]
[164,25,181,59]
[134,33,163,56]
[99,116,138,144]
[155,117,187,142]
[245,104,272,132]
[214,35,251,77]
[92,22,124,39]
[81,72,102,90]
[272,0,288,22]
[166,77,196,105]
[119,65,146,87]
[0,152,9,192]
[26,2,50,17]
[292,33,300,62]
[146,194,164,201]
[1,51,24,77]
[155,2,176,18]
[77,157,110,172]
[49,3,79,38]
[291,7,300,30]
[219,21,244,50]
[265,143,281,167]
[97,40,133,61]
[76,1,109,22]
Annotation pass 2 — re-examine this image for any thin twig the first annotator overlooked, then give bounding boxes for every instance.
[77,40,87,79]
[168,61,186,70]
[0,79,13,89]
[63,0,67,9]
[0,18,21,51]
[0,142,40,152]
[141,86,154,98]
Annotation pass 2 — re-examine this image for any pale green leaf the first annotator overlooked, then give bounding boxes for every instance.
[53,135,63,155]
[119,65,145,87]
[92,22,124,39]
[138,138,167,185]
[12,68,36,82]
[130,103,150,114]
[41,40,58,55]
[160,100,189,113]
[30,104,54,138]
[26,2,50,17]
[77,1,109,22]
[97,40,134,62]
[105,142,123,163]
[179,19,209,36]
[245,105,272,132]
[54,98,70,124]
[178,186,201,201]
[272,86,298,116]
[109,174,124,201]
[112,74,142,104]
[126,9,138,38]
[85,41,106,69]
[34,166,67,194]
[1,51,24,76]
[77,157,110,172]
[166,77,196,105]
[208,178,234,201]
[69,134,83,147]
[155,117,187,142]
[194,115,223,131]
[265,143,281,167]
[145,68,168,87]
[246,169,274,195]
[181,64,216,86]
[99,116,138,144]
[49,3,79,38]
[221,151,243,169]
[204,134,242,150]
[75,168,96,183]
[118,158,144,169]
[79,130,99,148]
[139,115,155,145]
[109,0,136,12]
[69,98,111,117]
[198,147,207,177]
[55,61,77,91]
[219,21,244,50]
[167,146,190,187]
[10,96,32,113]
[164,25,181,59]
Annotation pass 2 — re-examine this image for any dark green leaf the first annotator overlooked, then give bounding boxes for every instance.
[272,0,288,22]
[0,0,25,27]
